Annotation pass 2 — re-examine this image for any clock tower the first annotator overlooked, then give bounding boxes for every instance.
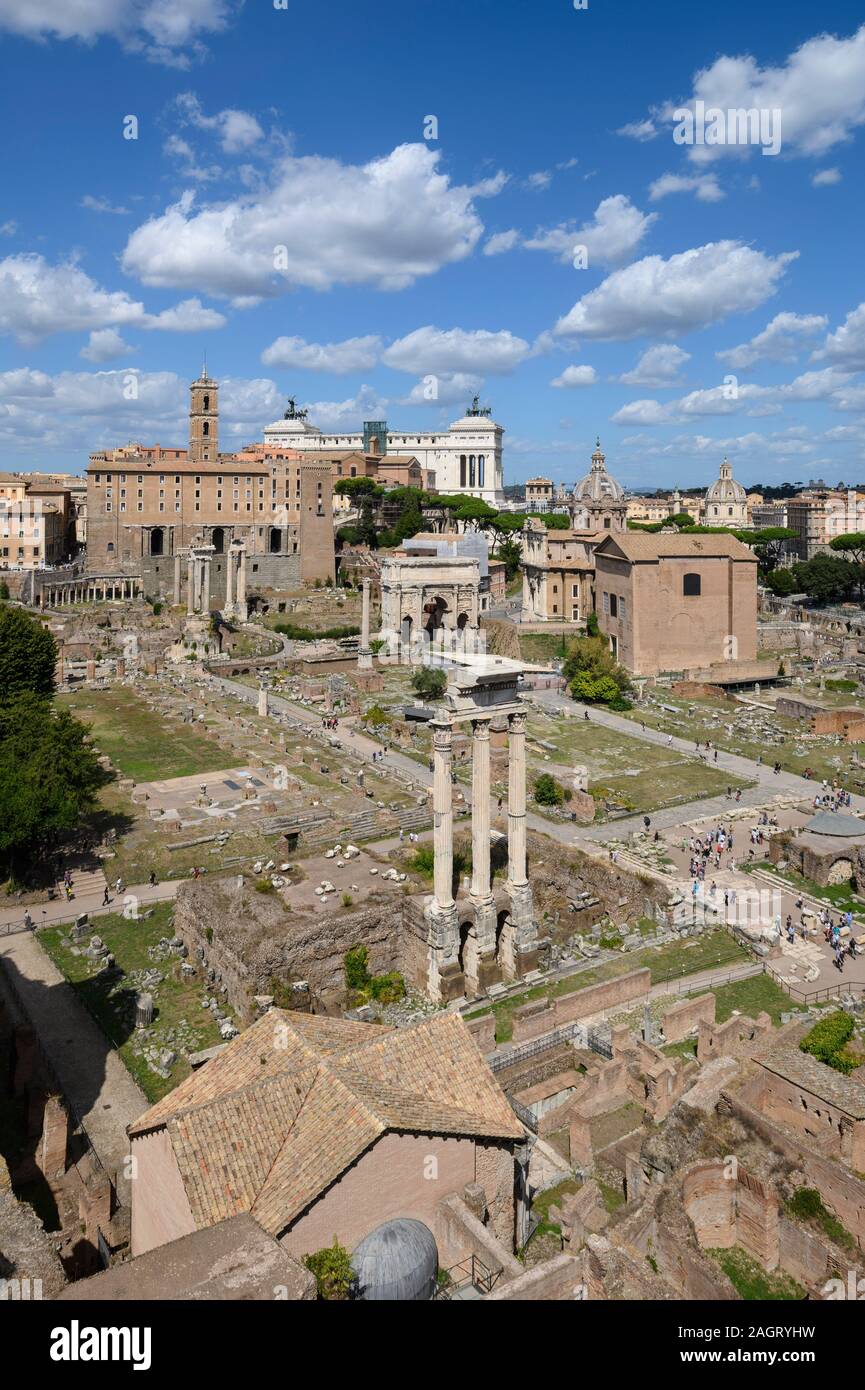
[189,366,218,463]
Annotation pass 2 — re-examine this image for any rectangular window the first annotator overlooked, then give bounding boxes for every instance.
[610,594,618,618]
[603,592,609,614]
[619,598,626,621]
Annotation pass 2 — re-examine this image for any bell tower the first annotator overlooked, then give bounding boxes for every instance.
[189,365,218,463]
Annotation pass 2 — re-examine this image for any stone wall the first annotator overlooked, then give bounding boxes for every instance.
[526,833,668,936]
[722,1092,865,1250]
[173,879,428,1021]
[486,1253,586,1300]
[510,969,651,1044]
[662,992,715,1044]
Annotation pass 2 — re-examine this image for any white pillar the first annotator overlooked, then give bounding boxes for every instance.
[225,545,235,610]
[174,553,182,606]
[187,553,195,615]
[237,547,247,608]
[470,718,492,901]
[507,710,528,890]
[431,718,454,912]
[201,555,211,614]
[358,577,373,670]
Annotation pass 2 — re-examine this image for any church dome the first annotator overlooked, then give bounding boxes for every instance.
[351,1218,438,1302]
[573,438,624,504]
[706,457,746,503]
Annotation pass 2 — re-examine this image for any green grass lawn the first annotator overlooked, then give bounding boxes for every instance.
[621,689,865,789]
[61,688,232,782]
[39,903,233,1102]
[466,929,749,1042]
[523,711,751,820]
[698,972,802,1027]
[708,1246,805,1300]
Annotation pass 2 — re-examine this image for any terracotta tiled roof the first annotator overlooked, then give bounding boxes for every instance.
[129,1010,523,1237]
[596,532,756,561]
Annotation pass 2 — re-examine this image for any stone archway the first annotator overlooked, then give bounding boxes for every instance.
[211,527,225,554]
[828,857,854,885]
[496,908,516,979]
[150,527,165,557]
[424,595,449,634]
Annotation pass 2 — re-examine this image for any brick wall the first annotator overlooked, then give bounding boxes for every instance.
[662,992,715,1044]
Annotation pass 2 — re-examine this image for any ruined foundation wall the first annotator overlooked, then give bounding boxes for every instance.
[173,881,427,1020]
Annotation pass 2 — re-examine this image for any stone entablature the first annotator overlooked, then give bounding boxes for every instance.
[379,553,481,646]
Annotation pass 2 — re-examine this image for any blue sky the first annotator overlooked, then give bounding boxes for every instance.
[0,0,863,489]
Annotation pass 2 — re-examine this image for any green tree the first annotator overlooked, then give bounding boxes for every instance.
[829,533,865,597]
[585,611,600,637]
[533,773,565,806]
[497,535,522,581]
[410,666,448,701]
[792,555,860,604]
[0,694,109,877]
[562,634,630,705]
[0,606,57,703]
[303,1240,356,1301]
[0,580,9,601]
[765,568,797,597]
[745,527,797,573]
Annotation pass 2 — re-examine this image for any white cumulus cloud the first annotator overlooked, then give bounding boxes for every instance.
[554,241,797,342]
[717,311,828,368]
[524,194,657,268]
[381,326,531,376]
[260,335,382,374]
[121,144,485,297]
[551,365,598,388]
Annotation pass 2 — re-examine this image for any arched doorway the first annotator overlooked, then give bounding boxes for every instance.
[424,595,449,634]
[401,613,413,647]
[269,527,282,554]
[456,611,469,630]
[150,528,164,557]
[211,527,225,554]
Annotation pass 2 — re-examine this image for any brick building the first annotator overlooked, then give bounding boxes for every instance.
[594,531,758,676]
[86,368,335,600]
[127,1010,524,1265]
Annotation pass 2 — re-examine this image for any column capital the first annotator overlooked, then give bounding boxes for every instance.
[508,709,528,734]
[471,717,491,741]
[431,719,453,752]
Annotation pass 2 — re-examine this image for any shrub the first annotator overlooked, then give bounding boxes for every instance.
[255,880,276,895]
[534,773,565,807]
[341,892,354,908]
[344,944,371,992]
[787,1187,822,1221]
[274,621,361,642]
[370,971,405,1004]
[410,666,447,701]
[799,1010,855,1073]
[303,1240,355,1301]
[586,610,600,637]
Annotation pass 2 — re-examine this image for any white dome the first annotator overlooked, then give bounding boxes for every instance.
[573,439,624,504]
[706,458,745,503]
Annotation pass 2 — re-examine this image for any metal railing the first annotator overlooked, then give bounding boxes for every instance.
[434,1255,501,1300]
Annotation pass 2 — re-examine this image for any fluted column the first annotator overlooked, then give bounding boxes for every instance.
[237,547,247,607]
[201,555,211,614]
[431,718,454,912]
[174,553,182,606]
[507,710,528,889]
[470,718,492,901]
[358,577,373,670]
[225,545,235,610]
[186,553,195,616]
